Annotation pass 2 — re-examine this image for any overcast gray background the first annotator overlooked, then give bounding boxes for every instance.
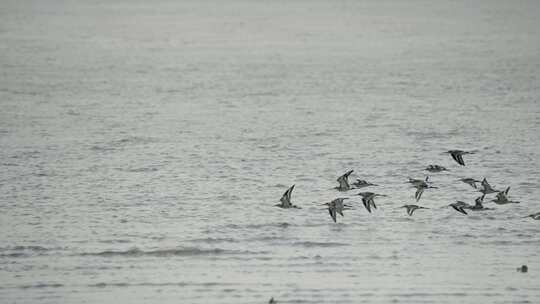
[1,0,540,303]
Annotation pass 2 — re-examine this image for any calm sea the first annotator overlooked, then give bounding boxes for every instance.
[1,0,539,303]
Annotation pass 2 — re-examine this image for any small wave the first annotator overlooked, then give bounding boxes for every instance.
[98,239,132,244]
[90,145,115,152]
[113,136,159,145]
[10,151,40,159]
[115,167,160,173]
[88,281,235,288]
[90,136,160,152]
[189,237,237,243]
[292,241,349,248]
[223,222,292,230]
[248,236,284,242]
[19,283,63,289]
[10,245,50,251]
[244,222,292,229]
[79,247,257,257]
[0,252,29,258]
[0,245,53,258]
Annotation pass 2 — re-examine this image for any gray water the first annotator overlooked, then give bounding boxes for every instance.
[1,0,540,303]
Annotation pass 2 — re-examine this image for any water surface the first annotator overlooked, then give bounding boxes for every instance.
[1,0,540,303]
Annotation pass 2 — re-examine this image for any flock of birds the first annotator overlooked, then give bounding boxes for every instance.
[274,149,540,222]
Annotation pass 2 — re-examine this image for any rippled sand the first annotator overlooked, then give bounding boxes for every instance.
[1,0,540,303]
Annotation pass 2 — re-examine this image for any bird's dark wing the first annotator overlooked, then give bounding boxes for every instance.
[450,152,460,164]
[370,198,377,210]
[415,187,424,201]
[457,154,465,166]
[328,208,337,222]
[362,198,372,213]
[451,205,468,215]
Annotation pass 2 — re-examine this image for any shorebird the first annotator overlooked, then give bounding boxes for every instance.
[460,178,482,189]
[479,178,498,195]
[335,170,354,191]
[408,176,431,187]
[425,165,448,172]
[449,202,469,215]
[491,187,519,205]
[465,195,493,211]
[445,150,474,166]
[275,184,300,209]
[269,297,277,304]
[352,179,377,188]
[357,192,387,213]
[524,212,540,220]
[408,177,436,201]
[413,182,438,201]
[400,204,429,216]
[325,198,351,223]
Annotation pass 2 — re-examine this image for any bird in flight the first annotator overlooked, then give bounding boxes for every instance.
[409,177,437,201]
[479,178,498,195]
[413,182,438,202]
[408,176,431,187]
[357,192,387,213]
[523,212,540,220]
[445,150,475,166]
[491,187,519,205]
[449,202,469,215]
[459,178,482,189]
[400,204,429,216]
[466,195,493,211]
[425,165,448,173]
[352,179,378,188]
[336,170,354,191]
[275,184,300,209]
[325,198,351,223]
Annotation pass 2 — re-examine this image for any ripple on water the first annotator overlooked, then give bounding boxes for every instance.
[292,241,349,248]
[78,247,264,257]
[0,246,57,258]
[87,281,237,288]
[18,283,64,289]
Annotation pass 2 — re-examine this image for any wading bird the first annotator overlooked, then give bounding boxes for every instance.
[460,178,482,189]
[491,187,519,205]
[445,150,475,166]
[357,192,387,213]
[275,184,300,209]
[425,165,448,172]
[400,204,429,216]
[524,212,540,220]
[336,170,354,191]
[325,198,352,223]
[449,202,469,215]
[479,178,498,195]
[466,195,493,211]
[352,179,377,188]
